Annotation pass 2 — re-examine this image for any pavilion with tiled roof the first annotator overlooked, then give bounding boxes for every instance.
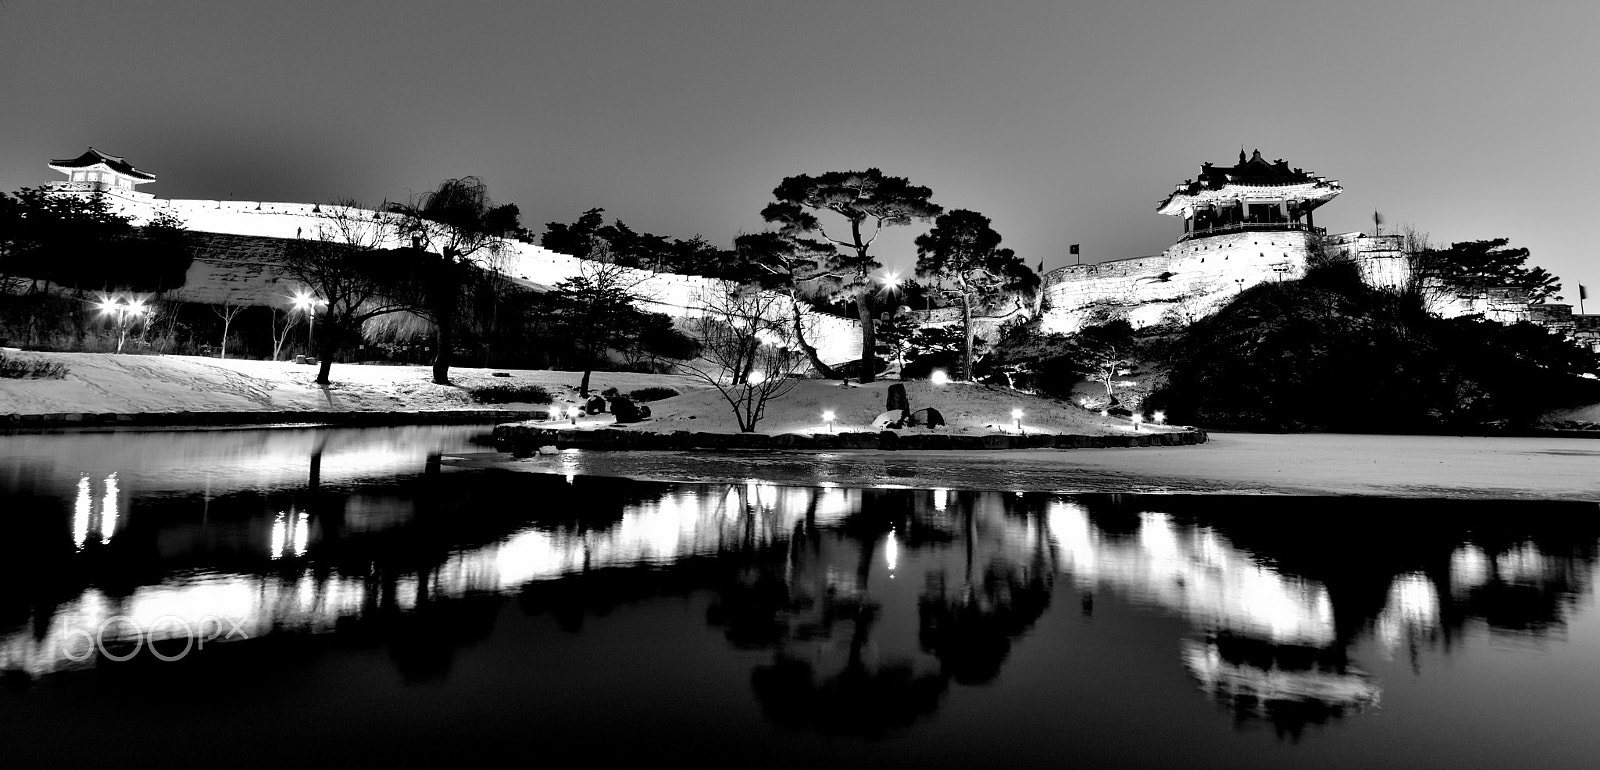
[48,147,157,192]
[1156,149,1340,242]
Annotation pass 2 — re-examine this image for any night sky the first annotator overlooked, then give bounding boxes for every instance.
[2,1,1594,299]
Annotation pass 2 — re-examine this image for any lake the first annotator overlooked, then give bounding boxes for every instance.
[2,426,1597,767]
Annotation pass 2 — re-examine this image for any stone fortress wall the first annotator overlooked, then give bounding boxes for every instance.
[1037,229,1415,335]
[88,188,864,365]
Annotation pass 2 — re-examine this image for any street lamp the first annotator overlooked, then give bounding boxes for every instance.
[96,295,148,353]
[822,410,835,433]
[292,292,320,353]
[1011,408,1024,434]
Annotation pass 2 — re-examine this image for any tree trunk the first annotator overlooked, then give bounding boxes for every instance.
[789,297,839,379]
[961,295,975,381]
[432,315,453,385]
[314,325,336,385]
[856,293,876,383]
[219,315,232,359]
[431,254,462,385]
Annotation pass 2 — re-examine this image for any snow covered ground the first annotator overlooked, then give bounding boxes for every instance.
[1,350,1158,437]
[0,350,704,415]
[638,378,1151,436]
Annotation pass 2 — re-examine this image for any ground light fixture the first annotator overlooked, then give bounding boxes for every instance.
[931,370,949,386]
[822,410,835,433]
[1131,412,1144,431]
[1012,408,1024,433]
[566,405,581,425]
[1153,410,1166,424]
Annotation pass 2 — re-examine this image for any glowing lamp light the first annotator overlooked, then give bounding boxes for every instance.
[1131,412,1144,431]
[1153,411,1167,424]
[880,271,902,290]
[931,369,949,386]
[746,371,766,386]
[566,405,581,424]
[1011,408,1024,434]
[822,410,836,433]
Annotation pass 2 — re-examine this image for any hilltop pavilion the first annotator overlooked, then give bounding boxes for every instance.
[1157,149,1341,242]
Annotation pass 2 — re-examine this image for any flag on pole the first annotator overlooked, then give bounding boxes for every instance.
[1581,284,1589,300]
[1069,244,1080,255]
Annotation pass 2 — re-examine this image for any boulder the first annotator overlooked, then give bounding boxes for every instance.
[608,395,651,423]
[886,383,911,414]
[584,395,608,415]
[872,410,909,429]
[911,408,945,429]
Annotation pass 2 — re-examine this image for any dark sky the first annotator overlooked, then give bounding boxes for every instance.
[2,1,1594,299]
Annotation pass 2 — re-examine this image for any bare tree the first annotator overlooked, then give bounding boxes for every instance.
[284,201,409,384]
[268,306,299,362]
[211,298,246,359]
[684,283,806,432]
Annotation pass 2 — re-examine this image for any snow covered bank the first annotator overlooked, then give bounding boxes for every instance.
[505,379,1167,437]
[0,350,706,422]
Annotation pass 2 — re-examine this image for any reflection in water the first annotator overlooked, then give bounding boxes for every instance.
[1,427,1598,751]
[71,473,122,550]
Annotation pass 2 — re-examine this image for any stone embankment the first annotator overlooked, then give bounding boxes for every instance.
[491,424,1207,454]
[2,408,550,431]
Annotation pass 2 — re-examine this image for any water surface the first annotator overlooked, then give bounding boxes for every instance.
[1,427,1596,767]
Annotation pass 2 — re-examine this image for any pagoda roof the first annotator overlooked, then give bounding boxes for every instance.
[1157,149,1337,215]
[48,148,157,181]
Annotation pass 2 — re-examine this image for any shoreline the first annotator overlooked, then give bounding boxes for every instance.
[0,408,549,432]
[454,432,1600,502]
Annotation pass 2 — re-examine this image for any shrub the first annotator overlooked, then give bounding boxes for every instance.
[0,351,68,379]
[467,383,553,404]
[628,386,680,402]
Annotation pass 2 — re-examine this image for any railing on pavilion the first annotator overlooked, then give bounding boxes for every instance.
[1180,222,1324,242]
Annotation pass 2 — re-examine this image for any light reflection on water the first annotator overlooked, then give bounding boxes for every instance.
[1,427,1598,764]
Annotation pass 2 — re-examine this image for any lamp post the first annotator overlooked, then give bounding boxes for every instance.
[96,296,147,353]
[1012,408,1024,434]
[823,410,835,434]
[292,292,319,354]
